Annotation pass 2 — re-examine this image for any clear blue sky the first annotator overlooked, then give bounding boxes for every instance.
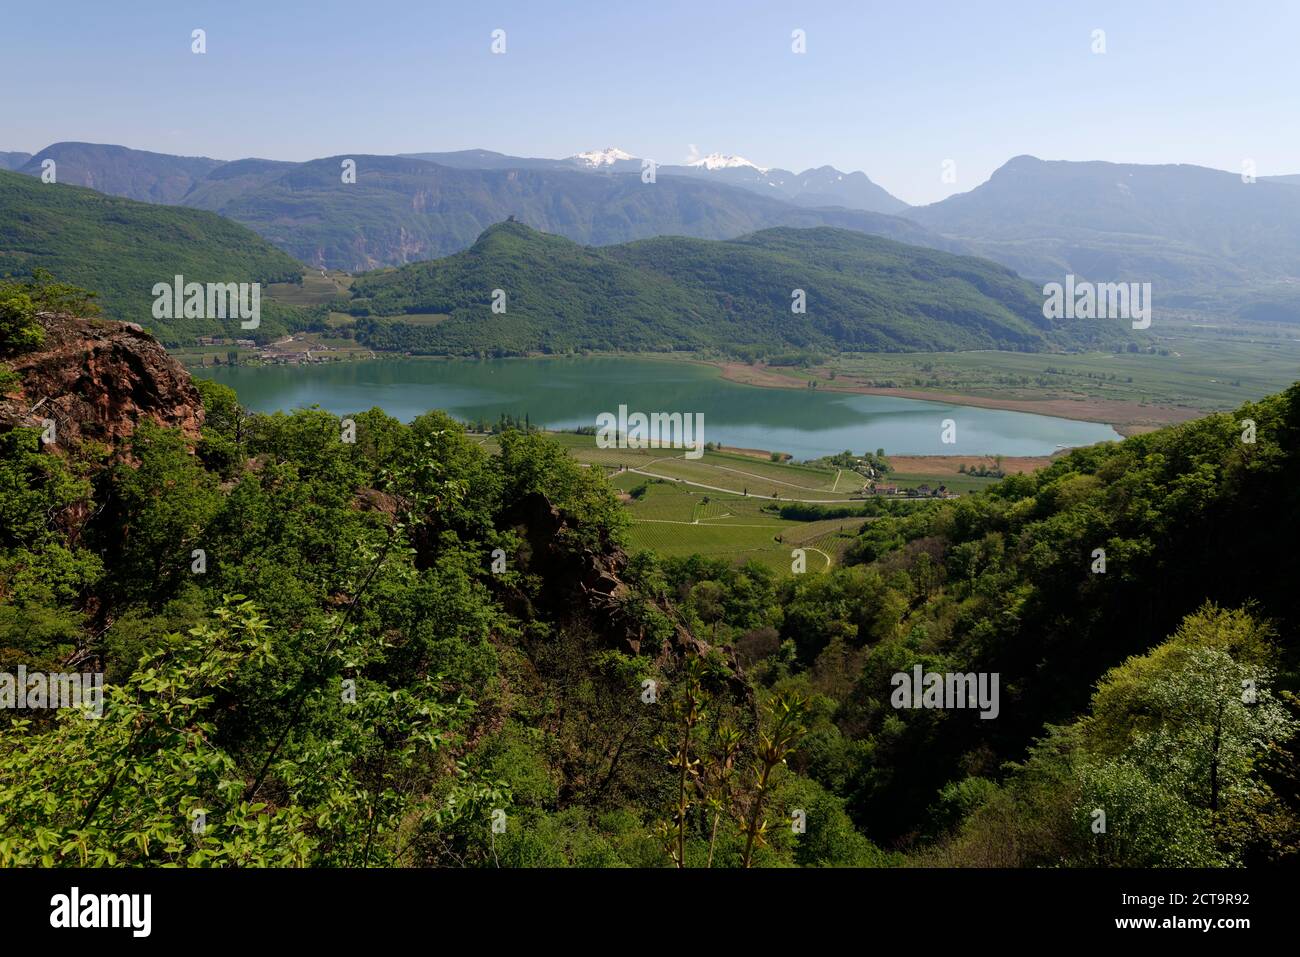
[2,0,1294,204]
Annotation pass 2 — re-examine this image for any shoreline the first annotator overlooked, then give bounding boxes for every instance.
[183,345,1203,440]
[711,361,1201,437]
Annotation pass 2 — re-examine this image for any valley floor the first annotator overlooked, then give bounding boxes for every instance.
[716,361,1197,436]
[471,433,1014,574]
[708,322,1300,436]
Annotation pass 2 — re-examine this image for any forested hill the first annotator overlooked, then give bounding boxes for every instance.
[0,173,1139,357]
[0,170,305,343]
[0,303,887,867]
[0,294,1296,867]
[688,380,1300,863]
[346,221,1134,356]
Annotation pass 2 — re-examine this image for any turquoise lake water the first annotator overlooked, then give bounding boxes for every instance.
[199,356,1122,459]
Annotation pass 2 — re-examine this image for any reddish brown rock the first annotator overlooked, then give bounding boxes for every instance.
[0,312,203,451]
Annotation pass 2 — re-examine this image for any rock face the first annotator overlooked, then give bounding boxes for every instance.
[492,493,754,706]
[0,312,203,449]
[496,492,749,666]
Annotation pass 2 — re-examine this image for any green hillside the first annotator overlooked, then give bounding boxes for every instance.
[657,381,1300,862]
[0,169,306,344]
[345,221,1134,356]
[2,321,1295,866]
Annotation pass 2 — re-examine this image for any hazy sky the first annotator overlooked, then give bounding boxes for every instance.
[3,0,1295,204]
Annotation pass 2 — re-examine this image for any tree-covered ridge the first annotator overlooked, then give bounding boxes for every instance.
[0,371,877,867]
[1,310,1295,866]
[655,383,1300,862]
[344,221,1133,356]
[0,170,307,345]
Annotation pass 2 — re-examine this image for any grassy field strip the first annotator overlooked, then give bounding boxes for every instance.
[266,271,352,307]
[702,455,839,484]
[783,517,870,544]
[710,462,838,492]
[622,477,870,573]
[632,518,790,528]
[626,467,854,502]
[691,445,844,478]
[803,546,833,570]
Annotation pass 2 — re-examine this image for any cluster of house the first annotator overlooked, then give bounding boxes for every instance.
[194,335,372,365]
[868,483,954,498]
[195,336,257,348]
[258,349,319,364]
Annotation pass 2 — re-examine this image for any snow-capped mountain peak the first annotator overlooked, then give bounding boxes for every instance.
[687,152,768,173]
[569,146,634,168]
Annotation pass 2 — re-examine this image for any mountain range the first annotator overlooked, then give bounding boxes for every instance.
[10,143,930,271]
[180,154,955,271]
[427,145,910,213]
[907,156,1300,287]
[1,164,1131,356]
[403,145,911,213]
[7,140,1300,322]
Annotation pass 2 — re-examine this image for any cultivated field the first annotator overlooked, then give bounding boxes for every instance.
[619,481,869,572]
[266,270,353,306]
[471,429,988,571]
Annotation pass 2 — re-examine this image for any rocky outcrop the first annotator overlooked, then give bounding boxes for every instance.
[0,312,203,451]
[496,486,722,665]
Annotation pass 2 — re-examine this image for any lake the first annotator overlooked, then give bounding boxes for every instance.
[198,356,1122,459]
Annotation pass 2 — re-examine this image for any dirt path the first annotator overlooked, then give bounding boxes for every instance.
[624,468,878,504]
[804,546,834,570]
[633,518,782,528]
[709,462,839,493]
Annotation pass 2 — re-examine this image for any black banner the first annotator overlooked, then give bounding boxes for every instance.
[0,867,1272,943]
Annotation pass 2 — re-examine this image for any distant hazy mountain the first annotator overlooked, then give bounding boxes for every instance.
[905,156,1300,290]
[344,220,1130,356]
[18,142,224,205]
[668,155,911,214]
[176,156,299,211]
[7,142,925,268]
[179,154,954,270]
[0,151,32,171]
[403,145,911,213]
[28,143,1299,306]
[547,146,910,213]
[398,148,569,171]
[0,169,303,344]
